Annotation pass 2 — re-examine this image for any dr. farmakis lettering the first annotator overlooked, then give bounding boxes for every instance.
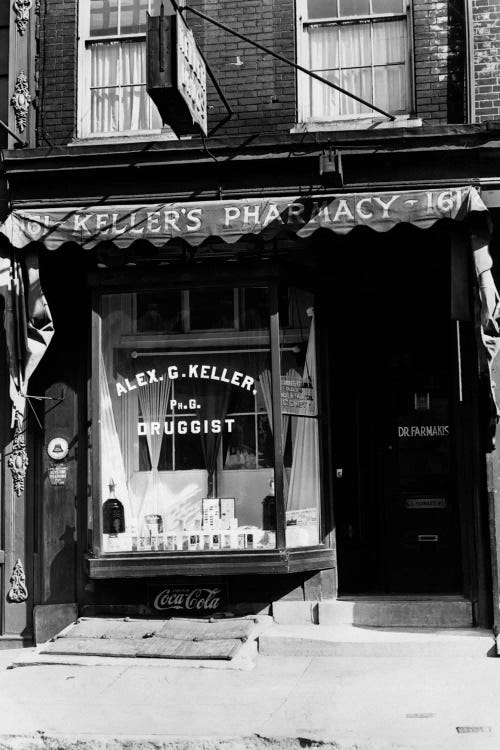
[398,425,449,437]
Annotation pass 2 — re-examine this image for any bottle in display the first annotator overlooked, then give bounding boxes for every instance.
[103,479,125,535]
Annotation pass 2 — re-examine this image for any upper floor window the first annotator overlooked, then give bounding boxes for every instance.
[296,0,411,123]
[79,0,166,136]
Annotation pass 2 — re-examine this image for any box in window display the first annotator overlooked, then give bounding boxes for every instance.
[220,498,235,529]
[165,534,176,551]
[202,498,220,529]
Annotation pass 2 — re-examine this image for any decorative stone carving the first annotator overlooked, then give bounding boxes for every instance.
[7,421,28,497]
[7,559,28,603]
[13,0,33,36]
[10,71,32,132]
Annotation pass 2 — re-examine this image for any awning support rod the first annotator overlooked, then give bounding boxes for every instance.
[174,2,395,122]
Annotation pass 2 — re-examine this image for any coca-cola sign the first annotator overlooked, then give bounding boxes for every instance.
[149,584,227,615]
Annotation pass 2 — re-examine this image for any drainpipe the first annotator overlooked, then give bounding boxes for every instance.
[465,0,476,123]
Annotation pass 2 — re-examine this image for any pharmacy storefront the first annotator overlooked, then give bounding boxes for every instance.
[0,186,498,624]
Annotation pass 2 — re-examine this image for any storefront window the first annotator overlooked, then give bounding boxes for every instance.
[97,284,321,554]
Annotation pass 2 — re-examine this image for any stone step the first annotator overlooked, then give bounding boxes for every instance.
[258,624,496,658]
[271,597,474,628]
[319,597,473,628]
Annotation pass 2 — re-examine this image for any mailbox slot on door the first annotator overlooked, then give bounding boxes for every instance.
[418,534,439,542]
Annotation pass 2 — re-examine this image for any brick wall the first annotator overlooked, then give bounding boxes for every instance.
[473,0,500,122]
[413,0,466,125]
[194,0,296,137]
[37,0,78,146]
[36,0,468,146]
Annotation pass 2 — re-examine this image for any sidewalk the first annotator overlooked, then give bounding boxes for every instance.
[0,632,499,750]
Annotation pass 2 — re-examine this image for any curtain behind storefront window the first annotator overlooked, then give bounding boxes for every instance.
[137,375,172,523]
[287,310,320,512]
[259,367,291,503]
[99,352,133,525]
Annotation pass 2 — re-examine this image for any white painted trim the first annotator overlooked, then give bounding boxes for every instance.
[465,0,475,123]
[77,0,90,139]
[290,115,422,133]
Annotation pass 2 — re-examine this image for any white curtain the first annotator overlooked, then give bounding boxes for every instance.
[258,368,291,501]
[91,42,119,133]
[339,24,372,116]
[309,26,340,119]
[287,312,320,514]
[373,21,406,112]
[99,353,133,527]
[121,41,148,131]
[90,40,148,133]
[136,375,171,526]
[308,19,406,118]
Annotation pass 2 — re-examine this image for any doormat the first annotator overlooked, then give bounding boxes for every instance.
[39,616,261,660]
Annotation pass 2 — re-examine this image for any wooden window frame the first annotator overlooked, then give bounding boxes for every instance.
[85,268,335,578]
[296,0,415,124]
[77,0,164,138]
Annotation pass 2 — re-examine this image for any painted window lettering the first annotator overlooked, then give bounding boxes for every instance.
[116,367,256,397]
[398,425,450,437]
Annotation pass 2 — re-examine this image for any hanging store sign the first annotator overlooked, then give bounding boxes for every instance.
[1,187,485,251]
[176,11,207,134]
[146,9,207,136]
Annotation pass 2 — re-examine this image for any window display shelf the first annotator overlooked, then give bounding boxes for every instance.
[84,546,336,579]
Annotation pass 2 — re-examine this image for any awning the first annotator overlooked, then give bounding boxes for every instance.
[0,185,499,460]
[0,186,490,250]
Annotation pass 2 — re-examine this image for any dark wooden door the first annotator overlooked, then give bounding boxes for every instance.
[333,225,465,595]
[379,354,462,593]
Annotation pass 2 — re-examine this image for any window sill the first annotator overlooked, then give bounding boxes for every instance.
[68,130,183,148]
[291,115,422,134]
[84,546,336,578]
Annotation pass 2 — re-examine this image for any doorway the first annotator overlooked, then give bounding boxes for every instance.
[331,226,466,595]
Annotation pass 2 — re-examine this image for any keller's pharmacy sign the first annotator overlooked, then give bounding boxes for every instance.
[146,8,207,136]
[176,11,207,134]
[1,187,486,251]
